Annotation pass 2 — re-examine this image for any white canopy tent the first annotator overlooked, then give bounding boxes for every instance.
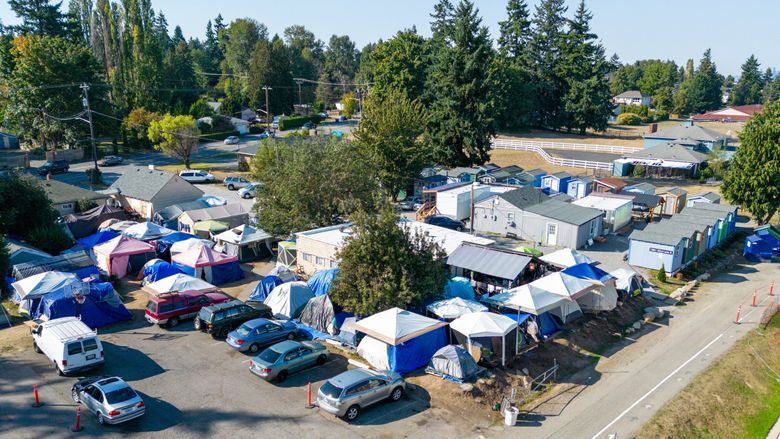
[449,312,518,366]
[143,273,216,295]
[427,297,487,320]
[539,248,595,268]
[122,221,173,241]
[353,307,448,346]
[170,237,214,256]
[263,281,314,319]
[530,272,599,301]
[212,224,274,262]
[483,284,572,315]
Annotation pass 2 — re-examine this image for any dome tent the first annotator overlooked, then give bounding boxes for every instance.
[443,277,476,300]
[539,248,595,269]
[298,294,336,334]
[141,259,182,284]
[307,268,339,296]
[248,275,285,302]
[263,282,314,319]
[426,345,482,383]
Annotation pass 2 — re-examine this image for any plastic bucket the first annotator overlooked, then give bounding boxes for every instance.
[504,406,519,426]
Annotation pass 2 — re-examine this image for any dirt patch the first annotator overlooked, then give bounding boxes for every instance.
[489,149,595,176]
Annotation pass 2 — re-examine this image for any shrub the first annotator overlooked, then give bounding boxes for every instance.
[249,124,265,134]
[278,115,322,131]
[27,225,73,255]
[632,164,646,177]
[85,167,103,185]
[656,264,667,283]
[76,198,98,213]
[312,101,325,113]
[620,104,649,117]
[238,160,250,172]
[617,113,642,125]
[653,110,669,121]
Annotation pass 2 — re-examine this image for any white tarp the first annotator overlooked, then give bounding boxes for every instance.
[530,272,599,300]
[427,297,487,320]
[483,284,571,315]
[144,273,216,295]
[611,268,641,292]
[12,271,80,302]
[170,237,214,255]
[352,307,447,346]
[356,336,391,370]
[263,281,314,319]
[122,221,173,241]
[539,248,595,268]
[449,312,517,338]
[576,280,619,312]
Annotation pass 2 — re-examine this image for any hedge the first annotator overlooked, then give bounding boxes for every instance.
[278,115,322,131]
[617,113,642,125]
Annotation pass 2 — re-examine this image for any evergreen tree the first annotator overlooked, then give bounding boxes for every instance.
[8,0,68,37]
[528,0,568,128]
[731,55,764,105]
[248,36,295,115]
[686,49,722,113]
[498,0,532,60]
[223,18,266,78]
[496,0,535,130]
[323,34,359,88]
[765,75,780,104]
[163,41,198,114]
[360,29,430,101]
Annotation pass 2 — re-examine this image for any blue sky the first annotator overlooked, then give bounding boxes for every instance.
[1,0,777,76]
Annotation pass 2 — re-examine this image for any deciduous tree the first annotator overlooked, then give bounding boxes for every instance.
[147,114,200,168]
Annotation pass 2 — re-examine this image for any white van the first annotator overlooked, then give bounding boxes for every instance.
[31,317,104,376]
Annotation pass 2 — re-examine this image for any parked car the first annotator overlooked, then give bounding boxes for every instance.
[424,215,465,231]
[249,340,327,381]
[317,368,406,421]
[179,170,215,183]
[99,155,123,167]
[237,182,260,199]
[226,318,298,354]
[144,290,231,327]
[259,131,275,140]
[302,121,313,129]
[37,160,69,175]
[271,116,280,129]
[194,300,273,339]
[223,176,251,190]
[398,197,422,211]
[318,112,328,119]
[31,317,104,376]
[224,136,240,145]
[71,376,145,425]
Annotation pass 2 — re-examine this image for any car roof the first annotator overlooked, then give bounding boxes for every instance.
[270,340,301,353]
[329,368,381,387]
[243,317,273,327]
[95,377,129,392]
[205,299,245,311]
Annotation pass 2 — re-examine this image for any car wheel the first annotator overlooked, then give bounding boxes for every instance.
[344,405,360,422]
[276,370,288,382]
[218,326,231,339]
[97,412,105,425]
[71,388,80,403]
[248,343,259,354]
[242,193,250,199]
[55,363,64,376]
[316,355,327,366]
[33,341,41,353]
[167,316,180,328]
[193,318,202,330]
[390,387,404,401]
[286,332,296,341]
[228,184,235,190]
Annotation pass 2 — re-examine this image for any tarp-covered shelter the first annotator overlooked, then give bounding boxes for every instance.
[171,245,244,286]
[263,281,314,319]
[142,259,181,283]
[307,268,339,297]
[77,230,120,252]
[449,312,518,366]
[122,221,173,241]
[11,271,81,315]
[32,281,131,328]
[426,345,482,382]
[298,294,336,334]
[563,263,618,312]
[355,308,448,374]
[65,205,127,239]
[443,276,476,300]
[153,200,208,229]
[155,232,198,260]
[610,268,642,297]
[277,241,297,269]
[248,275,285,302]
[93,236,156,278]
[104,220,138,233]
[213,224,274,262]
[427,297,487,320]
[12,250,99,281]
[268,265,298,282]
[539,248,595,268]
[170,237,214,256]
[144,273,215,295]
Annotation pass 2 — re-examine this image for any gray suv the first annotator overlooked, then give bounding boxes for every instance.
[223,176,250,190]
[316,368,406,421]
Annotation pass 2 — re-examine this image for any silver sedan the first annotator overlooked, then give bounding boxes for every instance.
[71,376,145,425]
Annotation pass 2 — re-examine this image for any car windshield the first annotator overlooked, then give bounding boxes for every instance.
[198,308,213,321]
[320,381,343,399]
[235,324,252,337]
[145,301,157,314]
[258,348,282,363]
[105,386,138,404]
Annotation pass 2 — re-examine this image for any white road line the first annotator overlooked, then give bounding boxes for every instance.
[590,333,724,439]
[739,294,772,323]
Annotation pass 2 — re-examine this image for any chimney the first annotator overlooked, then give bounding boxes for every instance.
[648,123,658,134]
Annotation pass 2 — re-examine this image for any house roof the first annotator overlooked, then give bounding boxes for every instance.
[691,104,763,121]
[5,238,51,266]
[154,200,209,221]
[630,225,685,246]
[572,194,633,212]
[526,199,603,225]
[110,167,203,202]
[438,167,480,177]
[625,142,708,164]
[447,243,532,281]
[523,169,547,177]
[623,192,663,209]
[614,90,649,99]
[31,177,108,205]
[684,202,737,215]
[595,177,627,190]
[181,203,247,222]
[498,186,546,210]
[644,123,726,143]
[570,175,595,184]
[660,187,687,197]
[690,192,721,202]
[622,182,656,194]
[490,165,525,180]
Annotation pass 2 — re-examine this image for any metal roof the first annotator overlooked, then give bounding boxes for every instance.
[526,199,603,225]
[447,243,532,280]
[498,186,546,209]
[630,226,685,246]
[662,187,687,197]
[644,123,726,142]
[110,167,203,202]
[626,142,708,164]
[690,192,720,202]
[31,177,108,205]
[685,202,737,214]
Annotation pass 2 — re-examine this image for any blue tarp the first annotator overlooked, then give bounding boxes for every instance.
[156,232,197,259]
[756,229,780,249]
[72,265,101,280]
[537,312,562,337]
[248,275,284,302]
[142,260,181,283]
[562,263,612,282]
[32,281,132,329]
[502,313,533,325]
[77,230,120,251]
[307,268,339,296]
[208,261,244,286]
[443,277,476,301]
[388,326,448,375]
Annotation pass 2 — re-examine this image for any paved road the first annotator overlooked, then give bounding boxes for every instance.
[544,148,621,164]
[499,259,777,439]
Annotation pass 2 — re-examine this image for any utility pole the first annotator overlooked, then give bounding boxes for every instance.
[80,83,99,176]
[294,79,303,109]
[262,85,272,132]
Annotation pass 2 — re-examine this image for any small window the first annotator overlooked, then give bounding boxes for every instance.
[346,381,370,396]
[266,324,280,333]
[302,253,312,262]
[158,302,174,313]
[284,351,298,361]
[507,212,515,224]
[83,339,98,352]
[330,260,339,268]
[316,257,325,266]
[367,379,385,389]
[67,342,83,355]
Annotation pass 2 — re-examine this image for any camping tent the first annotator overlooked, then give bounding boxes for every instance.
[11,271,81,315]
[268,265,298,282]
[77,230,120,252]
[337,316,359,346]
[277,241,297,269]
[427,297,487,320]
[93,236,156,278]
[530,272,598,301]
[449,312,518,366]
[32,281,131,328]
[426,345,482,382]
[307,268,339,296]
[65,205,127,239]
[122,221,173,241]
[12,250,99,281]
[144,273,215,295]
[142,259,181,283]
[539,248,595,268]
[171,245,244,286]
[213,225,274,262]
[483,284,573,316]
[170,237,214,256]
[248,276,285,302]
[298,294,336,334]
[443,277,476,300]
[563,263,618,312]
[155,232,198,260]
[263,281,314,319]
[610,268,642,297]
[354,308,448,374]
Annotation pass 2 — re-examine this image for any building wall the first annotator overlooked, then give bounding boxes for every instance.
[295,236,339,276]
[522,211,600,249]
[124,197,154,219]
[628,239,683,273]
[150,179,204,218]
[54,202,76,216]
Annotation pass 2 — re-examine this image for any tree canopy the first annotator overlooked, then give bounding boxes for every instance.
[147,114,200,168]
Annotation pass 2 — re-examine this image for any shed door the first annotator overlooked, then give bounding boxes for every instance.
[546,223,558,246]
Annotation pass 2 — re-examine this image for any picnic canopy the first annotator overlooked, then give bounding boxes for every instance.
[427,297,487,320]
[32,281,131,328]
[263,281,314,319]
[12,250,99,281]
[94,236,156,278]
[144,273,216,295]
[426,345,482,382]
[484,284,573,316]
[355,308,448,374]
[539,248,595,268]
[563,263,618,312]
[213,224,274,262]
[307,268,339,296]
[65,205,127,239]
[298,294,336,334]
[450,312,518,366]
[443,277,476,300]
[141,259,181,283]
[104,220,138,233]
[11,271,81,315]
[530,272,599,301]
[171,245,244,286]
[248,275,285,302]
[122,221,173,241]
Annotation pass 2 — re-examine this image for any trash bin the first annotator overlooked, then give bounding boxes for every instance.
[504,406,519,426]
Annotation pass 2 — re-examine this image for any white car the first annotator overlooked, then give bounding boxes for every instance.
[179,170,215,183]
[224,136,240,145]
[31,317,105,376]
[238,182,260,199]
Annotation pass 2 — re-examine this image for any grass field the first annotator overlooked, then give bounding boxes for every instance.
[488,148,602,176]
[637,312,780,439]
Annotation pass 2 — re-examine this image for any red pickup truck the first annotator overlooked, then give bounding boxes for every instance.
[145,290,232,327]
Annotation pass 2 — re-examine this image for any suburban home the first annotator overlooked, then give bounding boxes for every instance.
[197,116,249,135]
[566,175,594,199]
[613,90,651,107]
[240,108,258,121]
[31,177,110,216]
[0,131,19,149]
[177,203,249,234]
[541,172,572,193]
[618,142,708,179]
[446,243,541,293]
[687,191,721,206]
[572,193,634,234]
[593,177,627,194]
[643,122,728,151]
[657,187,688,215]
[437,167,483,184]
[621,182,656,195]
[153,200,210,229]
[690,104,762,122]
[108,167,204,219]
[295,220,494,276]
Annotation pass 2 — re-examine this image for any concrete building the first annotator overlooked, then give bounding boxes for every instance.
[108,167,204,219]
[572,194,633,234]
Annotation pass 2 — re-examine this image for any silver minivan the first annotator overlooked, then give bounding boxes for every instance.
[316,368,406,421]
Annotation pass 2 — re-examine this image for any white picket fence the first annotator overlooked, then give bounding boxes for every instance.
[492,138,621,171]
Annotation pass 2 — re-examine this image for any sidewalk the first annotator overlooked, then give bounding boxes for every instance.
[767,416,780,439]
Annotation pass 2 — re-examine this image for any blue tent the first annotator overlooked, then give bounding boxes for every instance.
[562,263,612,282]
[537,312,562,337]
[32,282,132,328]
[142,260,182,283]
[248,275,284,302]
[307,268,339,296]
[443,277,476,300]
[388,327,448,374]
[77,230,120,251]
[156,232,197,259]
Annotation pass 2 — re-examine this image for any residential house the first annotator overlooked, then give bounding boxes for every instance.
[447,243,540,293]
[197,116,249,135]
[31,177,110,216]
[520,169,547,188]
[572,193,634,234]
[621,142,708,179]
[108,167,204,219]
[240,108,258,121]
[613,90,651,107]
[566,175,594,199]
[437,167,483,184]
[480,165,526,185]
[686,191,721,207]
[153,200,210,229]
[541,172,572,193]
[177,203,249,234]
[593,177,627,194]
[621,182,656,195]
[657,187,687,215]
[643,122,728,151]
[690,104,762,122]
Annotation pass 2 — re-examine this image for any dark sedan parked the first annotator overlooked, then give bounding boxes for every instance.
[100,155,123,166]
[37,160,69,175]
[424,215,465,231]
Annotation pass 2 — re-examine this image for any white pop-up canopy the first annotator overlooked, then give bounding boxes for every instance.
[427,297,487,320]
[122,221,173,241]
[12,271,80,302]
[539,248,595,268]
[450,312,518,366]
[352,307,447,346]
[484,284,571,315]
[530,272,599,301]
[170,237,214,255]
[143,273,216,295]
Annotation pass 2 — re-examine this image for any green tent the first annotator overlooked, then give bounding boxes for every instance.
[193,220,229,233]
